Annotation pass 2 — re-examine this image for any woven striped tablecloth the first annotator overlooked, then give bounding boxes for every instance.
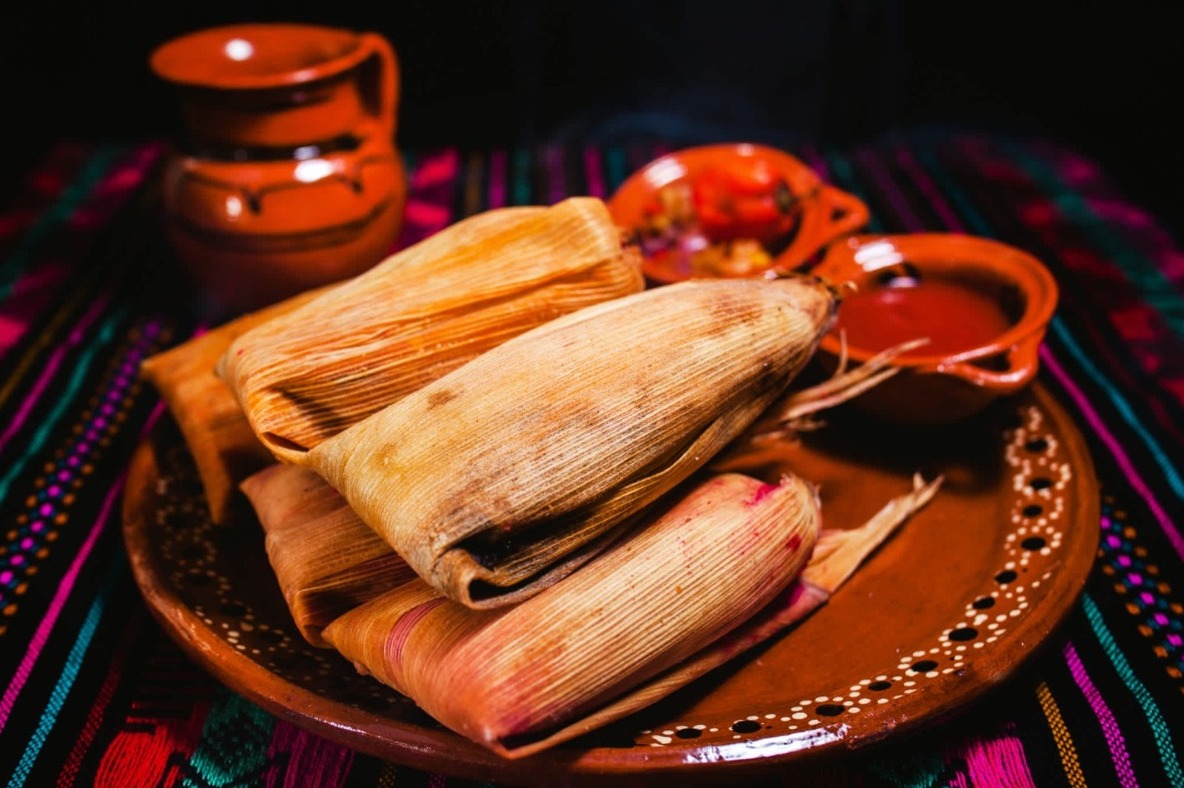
[1,134,1181,786]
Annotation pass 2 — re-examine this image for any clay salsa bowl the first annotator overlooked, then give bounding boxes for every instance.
[812,233,1059,424]
[607,143,869,283]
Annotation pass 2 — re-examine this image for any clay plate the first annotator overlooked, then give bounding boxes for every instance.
[123,383,1098,785]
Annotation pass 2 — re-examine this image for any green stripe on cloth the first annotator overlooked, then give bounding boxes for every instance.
[1082,594,1184,785]
[603,146,629,195]
[821,148,885,234]
[6,553,125,788]
[863,751,950,788]
[182,691,275,787]
[914,136,1184,501]
[0,147,121,298]
[999,139,1184,341]
[0,305,128,500]
[1050,317,1184,500]
[914,146,993,236]
[511,148,532,206]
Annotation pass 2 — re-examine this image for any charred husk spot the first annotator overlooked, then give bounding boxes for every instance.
[427,388,460,409]
[704,290,761,331]
[751,358,791,398]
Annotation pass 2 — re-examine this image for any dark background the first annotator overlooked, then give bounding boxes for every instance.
[4,1,1180,232]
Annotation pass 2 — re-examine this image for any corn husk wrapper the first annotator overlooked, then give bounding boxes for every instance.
[321,471,940,758]
[241,461,937,756]
[139,288,325,522]
[240,464,416,646]
[532,472,941,757]
[219,198,644,463]
[238,453,931,652]
[303,276,837,609]
[323,472,821,758]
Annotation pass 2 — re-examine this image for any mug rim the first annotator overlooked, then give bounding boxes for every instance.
[150,23,371,90]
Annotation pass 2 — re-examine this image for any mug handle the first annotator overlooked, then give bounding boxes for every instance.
[935,330,1045,394]
[815,184,870,245]
[359,32,399,137]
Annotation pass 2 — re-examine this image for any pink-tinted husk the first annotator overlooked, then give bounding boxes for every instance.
[490,578,831,758]
[323,473,820,758]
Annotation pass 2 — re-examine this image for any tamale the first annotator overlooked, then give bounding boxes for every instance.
[238,462,402,646]
[303,275,838,608]
[240,464,417,646]
[240,375,920,647]
[219,198,644,463]
[140,287,325,522]
[322,471,940,759]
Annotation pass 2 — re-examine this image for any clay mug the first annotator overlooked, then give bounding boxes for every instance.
[150,23,407,312]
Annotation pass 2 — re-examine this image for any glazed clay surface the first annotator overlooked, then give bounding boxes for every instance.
[151,24,406,311]
[813,233,1059,424]
[608,143,869,283]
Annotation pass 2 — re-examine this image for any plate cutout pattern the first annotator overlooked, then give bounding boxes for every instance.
[149,438,421,719]
[143,398,1077,752]
[640,401,1074,748]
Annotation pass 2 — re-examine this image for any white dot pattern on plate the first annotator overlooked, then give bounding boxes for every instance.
[641,403,1074,747]
[144,395,1085,754]
[151,441,416,716]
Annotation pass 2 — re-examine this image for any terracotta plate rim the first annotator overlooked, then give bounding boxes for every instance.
[122,383,1099,783]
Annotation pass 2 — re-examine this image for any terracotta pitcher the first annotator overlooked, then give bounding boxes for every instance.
[151,23,407,312]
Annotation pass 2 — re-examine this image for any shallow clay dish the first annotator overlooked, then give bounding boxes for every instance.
[607,143,869,283]
[123,382,1097,785]
[814,233,1059,424]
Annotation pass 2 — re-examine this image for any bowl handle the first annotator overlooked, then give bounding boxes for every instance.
[815,184,870,244]
[936,329,1046,394]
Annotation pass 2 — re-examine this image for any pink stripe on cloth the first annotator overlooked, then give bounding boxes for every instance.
[1084,195,1184,283]
[391,149,460,250]
[487,149,508,209]
[545,145,566,205]
[0,291,109,455]
[0,401,162,734]
[1041,345,1184,560]
[265,719,354,788]
[1043,145,1184,284]
[0,263,71,353]
[1,143,161,357]
[796,142,830,183]
[0,472,125,733]
[895,146,967,233]
[66,144,163,234]
[1063,640,1138,788]
[583,146,606,199]
[950,729,1037,788]
[857,147,925,232]
[0,315,22,349]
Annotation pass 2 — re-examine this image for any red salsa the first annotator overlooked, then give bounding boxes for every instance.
[833,277,1013,356]
[633,162,802,280]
